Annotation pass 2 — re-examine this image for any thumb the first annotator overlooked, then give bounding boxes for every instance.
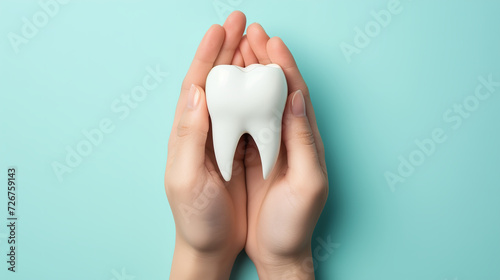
[173,84,209,170]
[283,90,321,180]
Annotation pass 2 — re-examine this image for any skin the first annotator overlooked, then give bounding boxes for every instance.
[165,11,328,280]
[165,12,248,280]
[243,22,328,279]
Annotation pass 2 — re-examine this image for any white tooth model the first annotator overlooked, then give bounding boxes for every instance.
[206,64,287,181]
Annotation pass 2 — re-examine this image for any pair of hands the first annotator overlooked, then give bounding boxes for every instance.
[164,11,328,280]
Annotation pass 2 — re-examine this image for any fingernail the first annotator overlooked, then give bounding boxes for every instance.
[187,84,200,109]
[291,90,306,116]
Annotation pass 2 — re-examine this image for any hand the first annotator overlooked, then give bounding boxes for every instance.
[239,23,329,279]
[164,12,248,280]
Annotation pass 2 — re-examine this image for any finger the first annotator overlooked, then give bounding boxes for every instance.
[181,24,224,92]
[246,23,271,64]
[239,35,258,66]
[173,85,209,170]
[231,48,245,67]
[266,37,307,95]
[266,37,326,168]
[214,11,246,65]
[169,25,224,152]
[282,90,322,182]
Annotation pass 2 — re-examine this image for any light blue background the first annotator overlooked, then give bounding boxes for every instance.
[1,0,499,279]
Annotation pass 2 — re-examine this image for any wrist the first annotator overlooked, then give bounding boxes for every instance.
[253,248,315,280]
[170,240,238,280]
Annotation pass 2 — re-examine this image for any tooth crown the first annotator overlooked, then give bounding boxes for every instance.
[206,64,288,181]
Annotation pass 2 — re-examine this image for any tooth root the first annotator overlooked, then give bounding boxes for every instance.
[211,121,243,181]
[249,124,282,180]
